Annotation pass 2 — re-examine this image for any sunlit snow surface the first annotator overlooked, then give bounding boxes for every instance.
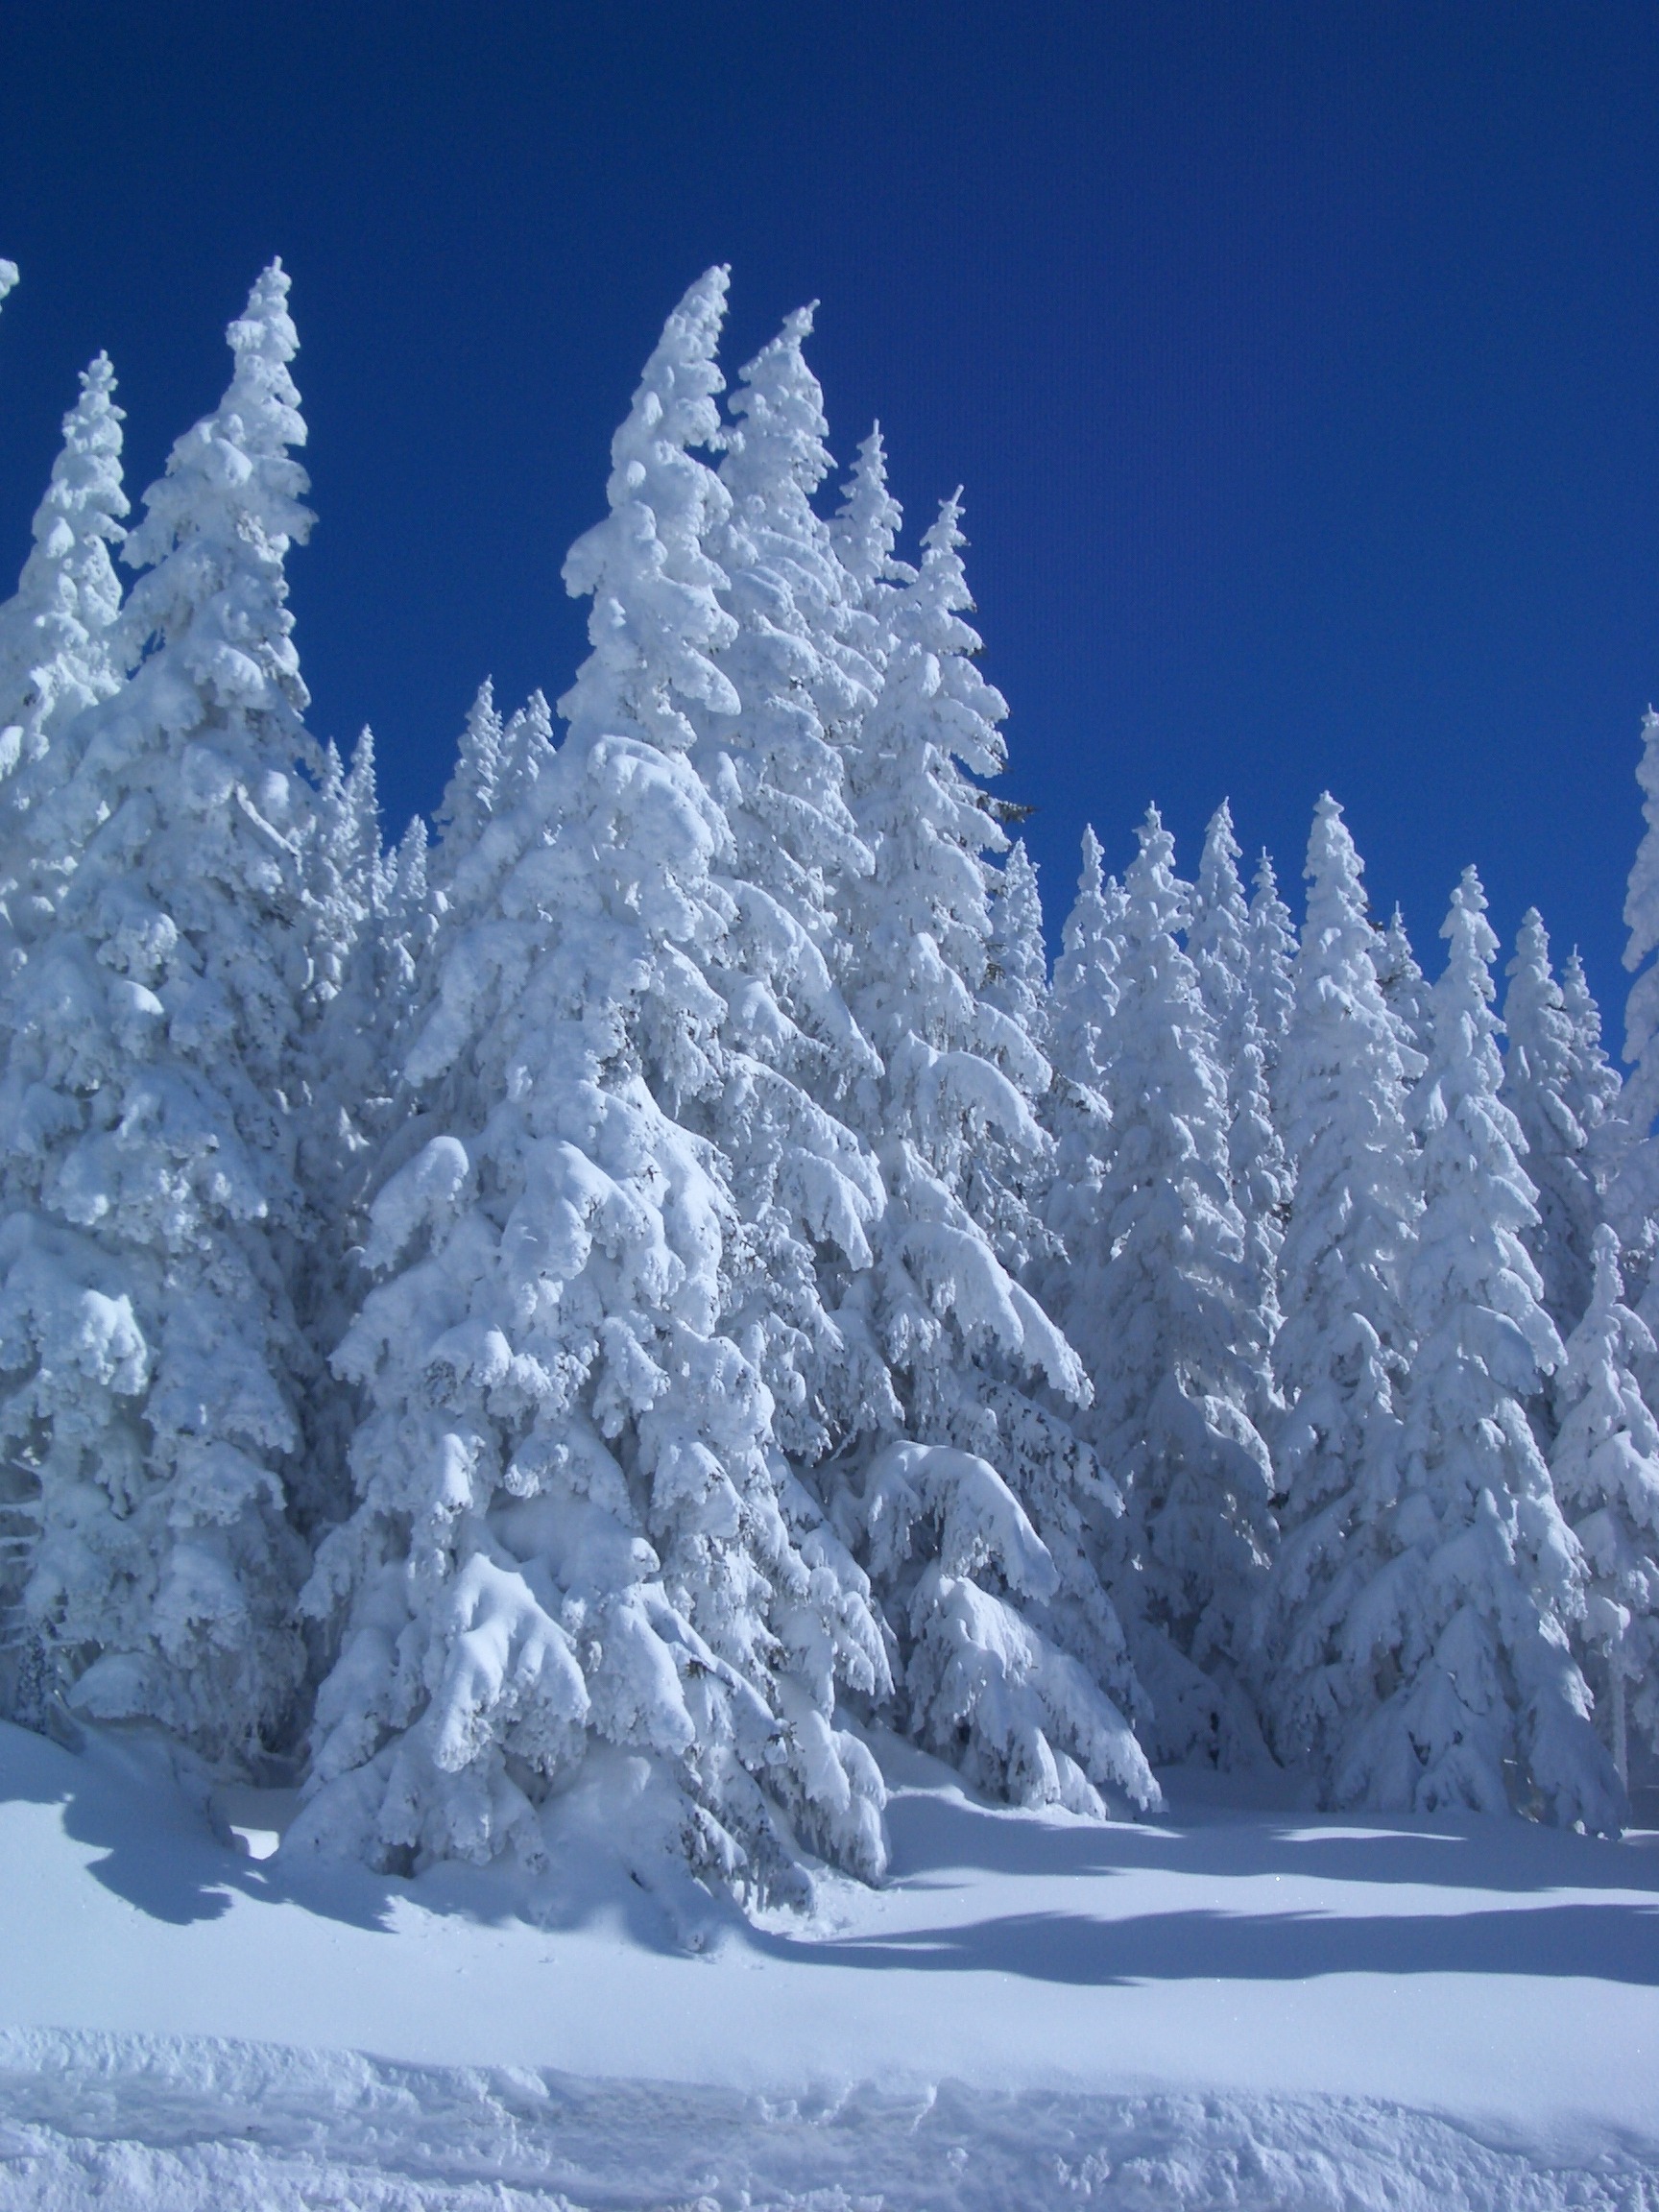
[0,1721,1654,2207]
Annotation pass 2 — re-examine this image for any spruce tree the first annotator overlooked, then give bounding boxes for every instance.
[296,271,892,1898]
[835,500,1155,1815]
[1611,709,1659,1310]
[687,305,895,1483]
[292,725,388,1536]
[1559,950,1629,1246]
[1044,832,1125,1577]
[1049,827,1122,1095]
[0,355,129,984]
[1047,805,1275,1766]
[0,265,316,1759]
[1244,850,1296,1072]
[1255,796,1419,1793]
[986,838,1049,1049]
[0,355,128,787]
[1551,1226,1659,1786]
[1190,802,1290,1421]
[432,679,508,878]
[830,423,913,659]
[1373,905,1434,1065]
[1337,870,1621,1829]
[1502,909,1605,1340]
[708,301,879,931]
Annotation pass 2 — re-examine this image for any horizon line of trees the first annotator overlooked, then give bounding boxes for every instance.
[0,256,1655,1907]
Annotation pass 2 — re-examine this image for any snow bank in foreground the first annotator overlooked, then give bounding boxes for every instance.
[0,2027,1652,2211]
[0,1721,1656,2202]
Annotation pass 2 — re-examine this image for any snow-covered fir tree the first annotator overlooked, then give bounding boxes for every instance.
[1043,830,1127,1602]
[0,350,131,1714]
[0,355,129,988]
[0,354,128,794]
[986,837,1049,1049]
[830,422,913,658]
[705,301,878,931]
[1550,1225,1659,1786]
[1189,803,1252,1038]
[432,679,508,880]
[290,724,390,1536]
[1046,805,1275,1767]
[1560,949,1626,1196]
[833,496,1155,1816]
[1334,869,1621,1829]
[1254,796,1420,1794]
[684,301,899,1485]
[431,681,559,911]
[1610,709,1659,1311]
[1372,904,1435,1065]
[0,264,316,1758]
[1244,850,1296,1070]
[1502,909,1608,1342]
[1049,827,1122,1096]
[1189,801,1290,1422]
[294,270,893,1900]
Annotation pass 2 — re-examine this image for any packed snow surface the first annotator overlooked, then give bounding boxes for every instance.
[0,1722,1655,2204]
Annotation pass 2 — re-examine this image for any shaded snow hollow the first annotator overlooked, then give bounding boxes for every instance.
[0,1721,1654,2206]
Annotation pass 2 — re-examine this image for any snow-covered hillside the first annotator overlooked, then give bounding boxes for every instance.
[0,1719,1653,2205]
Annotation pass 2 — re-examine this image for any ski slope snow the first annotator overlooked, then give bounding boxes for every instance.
[0,1719,1653,2206]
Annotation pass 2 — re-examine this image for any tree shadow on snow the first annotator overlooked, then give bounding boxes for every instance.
[0,1719,253,1928]
[877,1778,1659,1900]
[0,1719,725,1951]
[751,1896,1659,1986]
[5,1717,1657,1976]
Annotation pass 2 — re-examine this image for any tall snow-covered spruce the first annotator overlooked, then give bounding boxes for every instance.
[1046,805,1274,1767]
[1336,870,1621,1829]
[1550,1226,1659,1786]
[0,265,316,1757]
[1612,707,1659,1313]
[1254,797,1420,1796]
[295,270,891,1902]
[1502,908,1610,1341]
[1189,800,1290,1428]
[0,354,130,989]
[0,354,129,794]
[687,302,894,1493]
[831,487,1156,1818]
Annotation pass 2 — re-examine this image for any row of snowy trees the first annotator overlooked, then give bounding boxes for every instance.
[0,258,1653,1906]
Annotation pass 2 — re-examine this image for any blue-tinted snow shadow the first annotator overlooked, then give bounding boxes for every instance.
[0,1719,253,1928]
[6,1715,1657,1979]
[874,1773,1659,1900]
[752,1896,1659,1986]
[0,1719,722,1951]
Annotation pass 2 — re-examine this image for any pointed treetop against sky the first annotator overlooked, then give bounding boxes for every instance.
[0,351,128,776]
[831,422,909,600]
[559,265,737,759]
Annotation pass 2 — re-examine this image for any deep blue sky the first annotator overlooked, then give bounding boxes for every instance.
[1,4,1656,1023]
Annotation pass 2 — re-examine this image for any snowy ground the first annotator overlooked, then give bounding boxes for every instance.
[0,1721,1654,2207]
